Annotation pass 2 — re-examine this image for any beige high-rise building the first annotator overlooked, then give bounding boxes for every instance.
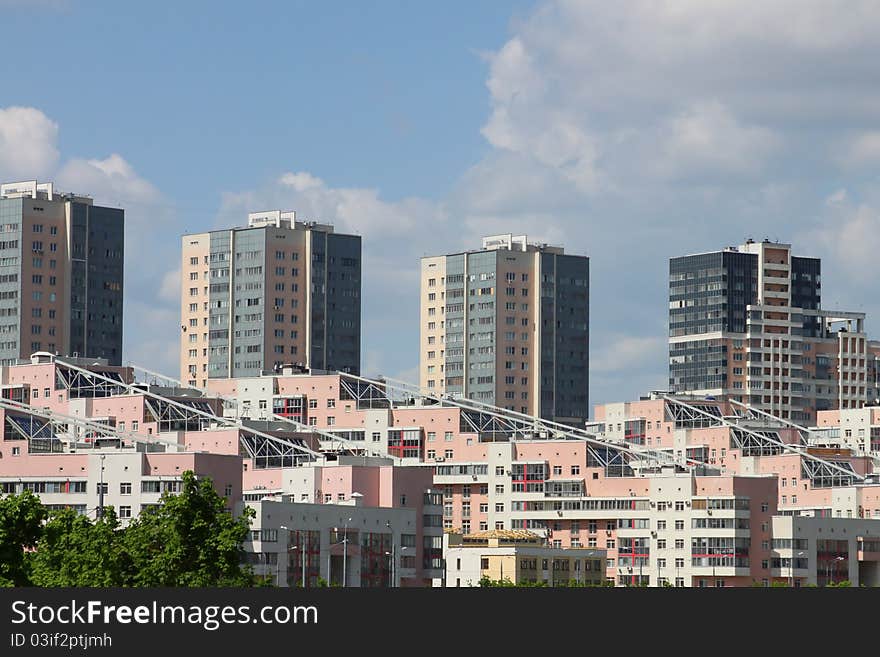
[180,210,361,387]
[420,234,589,425]
[0,180,124,366]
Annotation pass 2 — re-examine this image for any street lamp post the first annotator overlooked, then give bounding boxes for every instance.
[342,517,351,588]
[97,454,106,519]
[825,555,845,585]
[385,546,410,588]
[790,551,805,588]
[279,526,306,588]
[832,555,845,585]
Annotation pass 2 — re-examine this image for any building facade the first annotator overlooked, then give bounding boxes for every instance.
[669,239,880,423]
[180,210,361,386]
[3,354,880,587]
[0,181,124,366]
[245,496,440,587]
[420,234,589,425]
[444,529,606,587]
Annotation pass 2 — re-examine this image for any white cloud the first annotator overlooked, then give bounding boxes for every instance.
[479,1,880,193]
[804,200,880,286]
[825,189,848,206]
[838,132,880,169]
[56,154,162,210]
[591,335,667,374]
[655,101,780,180]
[159,269,181,305]
[0,106,59,180]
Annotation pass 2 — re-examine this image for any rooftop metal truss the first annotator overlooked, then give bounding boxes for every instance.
[239,428,314,469]
[801,459,859,488]
[343,373,698,474]
[0,397,182,452]
[54,359,321,463]
[730,429,785,457]
[56,365,129,398]
[143,397,220,433]
[664,400,723,429]
[662,396,865,484]
[729,399,880,467]
[338,376,392,409]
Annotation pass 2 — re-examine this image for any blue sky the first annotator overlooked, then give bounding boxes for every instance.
[2,1,526,202]
[3,1,880,411]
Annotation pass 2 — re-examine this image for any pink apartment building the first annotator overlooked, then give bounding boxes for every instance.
[3,354,880,586]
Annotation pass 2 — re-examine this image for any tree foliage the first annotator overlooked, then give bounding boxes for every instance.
[0,471,260,587]
[123,471,255,586]
[30,507,131,586]
[0,489,46,586]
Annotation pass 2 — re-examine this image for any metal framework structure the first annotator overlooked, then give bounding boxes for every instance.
[338,376,392,410]
[54,359,322,463]
[341,373,700,473]
[122,363,398,461]
[56,365,130,398]
[661,396,866,485]
[729,398,880,467]
[664,400,723,429]
[55,359,395,465]
[729,428,786,457]
[0,397,182,452]
[801,459,859,488]
[125,362,187,389]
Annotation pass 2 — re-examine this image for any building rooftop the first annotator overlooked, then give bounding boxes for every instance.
[245,210,335,233]
[463,529,542,541]
[0,180,92,204]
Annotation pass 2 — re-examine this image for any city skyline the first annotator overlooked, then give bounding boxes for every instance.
[3,1,880,407]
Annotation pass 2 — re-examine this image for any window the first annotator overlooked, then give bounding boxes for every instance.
[675,539,684,549]
[571,465,580,475]
[427,432,436,442]
[657,539,666,549]
[675,501,685,511]
[120,482,131,495]
[675,520,685,531]
[327,399,336,408]
[119,506,132,519]
[445,449,453,458]
[444,431,453,441]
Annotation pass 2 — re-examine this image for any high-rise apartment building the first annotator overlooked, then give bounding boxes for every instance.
[420,234,589,425]
[0,180,124,366]
[669,239,880,423]
[180,210,361,386]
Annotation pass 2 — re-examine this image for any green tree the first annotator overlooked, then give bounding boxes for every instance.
[0,490,47,586]
[122,471,256,586]
[30,507,131,586]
